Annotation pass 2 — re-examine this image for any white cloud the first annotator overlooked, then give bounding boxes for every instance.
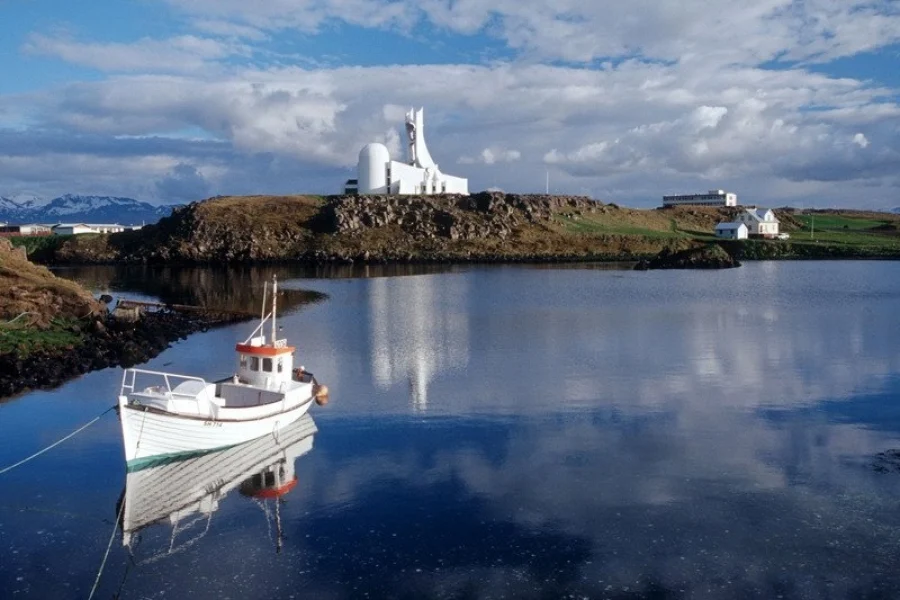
[458,147,521,165]
[159,0,900,65]
[23,34,248,73]
[3,59,898,206]
[5,0,900,207]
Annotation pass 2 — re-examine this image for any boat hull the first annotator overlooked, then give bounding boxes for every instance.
[119,395,314,471]
[122,414,318,548]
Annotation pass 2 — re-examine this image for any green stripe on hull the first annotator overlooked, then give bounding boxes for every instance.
[126,443,240,473]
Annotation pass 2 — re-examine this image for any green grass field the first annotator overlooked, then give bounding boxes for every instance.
[795,214,888,231]
[554,215,689,239]
[0,318,84,358]
[792,214,900,248]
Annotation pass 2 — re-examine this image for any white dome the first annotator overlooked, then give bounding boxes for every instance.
[358,143,391,194]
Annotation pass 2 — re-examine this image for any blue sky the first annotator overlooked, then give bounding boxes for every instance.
[1,0,898,208]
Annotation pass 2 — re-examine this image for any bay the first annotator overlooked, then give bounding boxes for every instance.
[2,261,900,599]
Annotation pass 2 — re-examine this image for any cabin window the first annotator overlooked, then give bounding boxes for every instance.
[263,358,273,372]
[240,355,248,369]
[251,357,259,371]
[277,358,284,373]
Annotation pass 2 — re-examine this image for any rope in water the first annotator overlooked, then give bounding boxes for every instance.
[88,489,127,600]
[0,405,117,476]
[89,406,146,598]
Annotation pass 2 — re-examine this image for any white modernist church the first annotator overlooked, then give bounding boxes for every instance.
[344,108,469,196]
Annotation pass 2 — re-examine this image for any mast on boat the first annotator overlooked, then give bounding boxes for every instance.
[271,275,277,347]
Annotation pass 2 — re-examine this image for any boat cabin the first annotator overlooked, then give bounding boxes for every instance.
[234,335,295,389]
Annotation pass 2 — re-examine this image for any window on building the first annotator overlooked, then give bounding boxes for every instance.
[263,358,273,372]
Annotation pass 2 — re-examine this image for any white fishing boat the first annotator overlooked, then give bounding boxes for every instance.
[117,275,327,471]
[119,414,318,557]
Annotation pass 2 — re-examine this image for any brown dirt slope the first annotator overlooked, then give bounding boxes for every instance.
[0,238,101,327]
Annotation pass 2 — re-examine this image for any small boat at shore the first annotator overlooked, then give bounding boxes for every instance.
[117,275,327,471]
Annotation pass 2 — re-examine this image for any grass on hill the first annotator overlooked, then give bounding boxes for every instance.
[190,195,326,228]
[9,235,69,262]
[0,238,100,329]
[0,317,84,358]
[792,213,900,248]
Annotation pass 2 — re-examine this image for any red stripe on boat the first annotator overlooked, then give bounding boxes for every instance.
[235,344,295,356]
[249,478,299,498]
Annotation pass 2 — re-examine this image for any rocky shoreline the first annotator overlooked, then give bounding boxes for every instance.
[0,310,250,400]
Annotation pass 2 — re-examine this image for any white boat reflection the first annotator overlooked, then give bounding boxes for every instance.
[118,414,317,562]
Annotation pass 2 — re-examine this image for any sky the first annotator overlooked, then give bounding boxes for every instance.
[0,0,898,209]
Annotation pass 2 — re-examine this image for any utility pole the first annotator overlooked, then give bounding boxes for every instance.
[545,170,549,195]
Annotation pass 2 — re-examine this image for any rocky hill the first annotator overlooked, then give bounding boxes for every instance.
[0,194,176,225]
[45,192,709,264]
[18,192,900,266]
[0,238,101,328]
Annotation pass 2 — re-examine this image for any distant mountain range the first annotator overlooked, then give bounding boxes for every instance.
[892,207,900,214]
[0,194,177,226]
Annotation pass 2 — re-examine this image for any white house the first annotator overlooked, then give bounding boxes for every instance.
[662,189,737,207]
[736,208,779,237]
[715,222,749,240]
[345,107,468,196]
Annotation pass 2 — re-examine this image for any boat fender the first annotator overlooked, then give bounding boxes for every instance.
[314,384,329,406]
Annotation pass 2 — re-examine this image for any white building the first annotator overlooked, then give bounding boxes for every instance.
[736,208,779,237]
[53,223,126,235]
[663,189,738,207]
[715,222,749,240]
[346,107,468,196]
[0,224,52,235]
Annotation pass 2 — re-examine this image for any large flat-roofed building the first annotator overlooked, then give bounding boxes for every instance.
[662,189,737,207]
[52,223,127,235]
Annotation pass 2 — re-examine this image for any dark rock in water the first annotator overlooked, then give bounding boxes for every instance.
[871,449,900,473]
[634,244,740,270]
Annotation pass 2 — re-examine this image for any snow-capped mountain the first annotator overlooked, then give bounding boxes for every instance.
[0,194,176,225]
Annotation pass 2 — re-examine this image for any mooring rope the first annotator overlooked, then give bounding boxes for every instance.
[88,487,127,600]
[0,405,117,476]
[89,405,146,600]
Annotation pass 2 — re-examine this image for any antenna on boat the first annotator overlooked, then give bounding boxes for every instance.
[261,281,268,338]
[271,275,278,344]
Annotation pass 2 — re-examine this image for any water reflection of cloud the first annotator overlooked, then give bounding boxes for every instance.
[295,413,900,597]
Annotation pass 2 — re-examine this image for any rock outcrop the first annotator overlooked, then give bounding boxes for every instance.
[327,192,600,242]
[0,237,102,327]
[634,243,741,270]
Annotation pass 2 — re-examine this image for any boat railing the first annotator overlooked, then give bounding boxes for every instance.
[121,368,209,397]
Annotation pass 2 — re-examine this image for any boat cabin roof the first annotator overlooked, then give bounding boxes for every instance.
[235,343,295,356]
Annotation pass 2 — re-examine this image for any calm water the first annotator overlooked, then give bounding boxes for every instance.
[2,261,900,599]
